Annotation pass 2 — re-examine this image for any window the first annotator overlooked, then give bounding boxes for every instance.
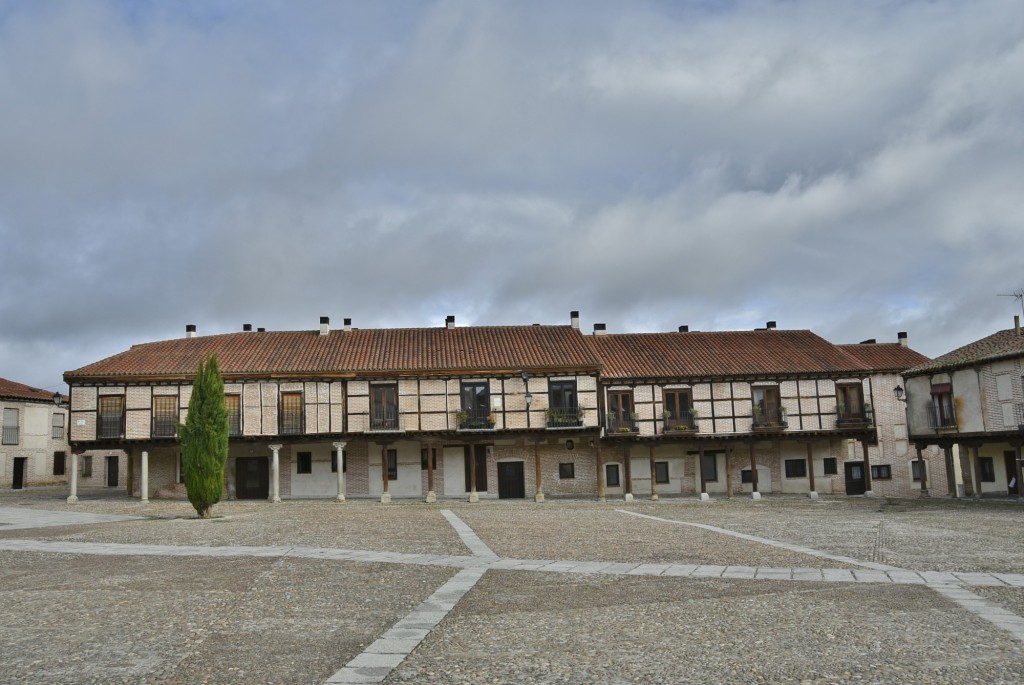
[279,392,304,434]
[297,451,312,474]
[459,382,491,428]
[53,451,66,476]
[371,384,399,431]
[152,396,178,437]
[700,453,718,481]
[654,461,669,484]
[331,449,346,473]
[785,459,807,478]
[421,448,436,470]
[52,413,65,439]
[870,464,892,479]
[752,386,784,426]
[979,456,996,482]
[225,394,241,436]
[2,408,18,445]
[607,391,635,432]
[837,383,866,423]
[559,462,575,479]
[664,389,694,428]
[931,384,956,428]
[911,460,928,482]
[387,448,398,480]
[741,469,753,483]
[548,380,580,427]
[823,458,838,475]
[81,455,93,478]
[97,396,125,439]
[605,463,620,487]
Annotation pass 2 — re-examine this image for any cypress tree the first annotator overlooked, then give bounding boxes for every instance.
[177,354,229,519]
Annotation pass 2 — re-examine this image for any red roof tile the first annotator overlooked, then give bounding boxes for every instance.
[835,343,930,372]
[0,377,61,402]
[64,326,601,381]
[905,328,1024,377]
[586,330,870,380]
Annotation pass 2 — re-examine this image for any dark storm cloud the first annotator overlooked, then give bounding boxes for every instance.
[2,0,1023,390]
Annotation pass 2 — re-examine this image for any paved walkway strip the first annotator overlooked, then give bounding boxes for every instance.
[325,567,486,684]
[618,509,901,571]
[930,584,1024,643]
[0,506,140,530]
[439,509,497,557]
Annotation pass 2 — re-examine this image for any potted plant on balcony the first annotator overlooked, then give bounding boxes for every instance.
[456,409,468,428]
[486,413,496,428]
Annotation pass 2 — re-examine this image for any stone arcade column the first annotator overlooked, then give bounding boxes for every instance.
[749,443,761,500]
[425,444,437,503]
[698,445,710,501]
[806,443,817,500]
[141,450,149,502]
[648,445,658,501]
[67,451,80,504]
[623,445,634,502]
[269,444,282,503]
[534,440,544,503]
[333,441,346,502]
[916,445,929,497]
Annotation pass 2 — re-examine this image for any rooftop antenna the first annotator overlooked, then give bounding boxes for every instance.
[998,289,1024,319]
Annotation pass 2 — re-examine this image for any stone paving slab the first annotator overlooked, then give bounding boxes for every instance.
[0,506,140,530]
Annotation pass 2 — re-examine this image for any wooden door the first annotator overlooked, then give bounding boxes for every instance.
[236,457,269,499]
[106,456,118,487]
[497,461,525,499]
[844,461,866,496]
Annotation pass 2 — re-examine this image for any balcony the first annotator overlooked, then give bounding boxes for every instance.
[929,405,957,431]
[1,426,18,445]
[836,405,874,428]
[607,414,638,434]
[369,407,400,432]
[752,406,788,431]
[546,407,583,429]
[663,411,698,434]
[279,411,304,435]
[457,408,495,431]
[97,414,124,440]
[151,415,178,438]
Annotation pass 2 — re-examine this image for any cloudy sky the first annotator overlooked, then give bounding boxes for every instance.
[2,0,1023,391]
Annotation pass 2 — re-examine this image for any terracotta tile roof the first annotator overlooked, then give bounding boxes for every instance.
[64,326,601,381]
[905,328,1024,377]
[585,330,870,380]
[835,343,930,372]
[0,377,61,403]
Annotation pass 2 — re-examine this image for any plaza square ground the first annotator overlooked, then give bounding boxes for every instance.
[2,490,1024,684]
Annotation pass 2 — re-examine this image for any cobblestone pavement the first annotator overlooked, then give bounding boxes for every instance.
[2,491,1024,684]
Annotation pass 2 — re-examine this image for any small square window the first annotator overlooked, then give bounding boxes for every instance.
[654,461,669,484]
[297,452,312,474]
[870,464,892,479]
[911,460,927,482]
[740,469,753,484]
[605,464,620,487]
[822,458,838,475]
[784,459,807,478]
[559,462,575,479]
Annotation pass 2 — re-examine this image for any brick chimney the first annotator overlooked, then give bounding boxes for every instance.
[766,321,777,330]
[185,324,197,339]
[898,331,908,347]
[446,315,455,329]
[593,323,607,336]
[319,316,330,336]
[343,318,352,332]
[678,325,689,333]
[243,324,252,332]
[570,311,580,329]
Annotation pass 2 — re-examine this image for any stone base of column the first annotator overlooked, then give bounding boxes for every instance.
[141,496,149,503]
[336,494,346,502]
[380,493,392,504]
[597,496,606,502]
[650,493,659,501]
[751,492,762,500]
[700,492,710,501]
[624,493,634,502]
[425,491,437,503]
[919,489,930,498]
[808,491,819,500]
[66,495,78,504]
[468,492,479,503]
[534,492,545,503]
[272,495,282,503]
[864,490,875,498]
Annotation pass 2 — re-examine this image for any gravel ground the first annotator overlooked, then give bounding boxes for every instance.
[0,552,453,685]
[392,571,1024,685]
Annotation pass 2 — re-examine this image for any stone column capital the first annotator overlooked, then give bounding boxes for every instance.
[269,444,283,453]
[332,441,347,451]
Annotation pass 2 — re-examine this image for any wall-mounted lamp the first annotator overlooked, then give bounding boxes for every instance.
[893,386,907,403]
[524,391,533,408]
[53,392,63,406]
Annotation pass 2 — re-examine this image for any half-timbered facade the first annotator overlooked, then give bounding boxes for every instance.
[902,316,1024,498]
